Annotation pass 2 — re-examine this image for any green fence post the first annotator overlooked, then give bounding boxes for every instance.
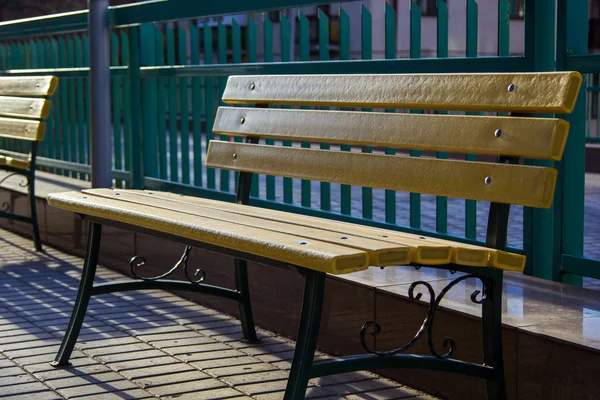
[318,9,331,212]
[384,2,396,224]
[465,0,478,240]
[409,2,421,229]
[523,0,557,280]
[436,0,449,234]
[141,24,159,181]
[361,5,373,220]
[128,25,144,189]
[299,11,311,208]
[557,0,587,286]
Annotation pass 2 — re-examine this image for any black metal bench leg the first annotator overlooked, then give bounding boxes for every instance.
[235,259,259,342]
[51,222,102,367]
[284,269,326,400]
[28,173,42,251]
[482,270,507,400]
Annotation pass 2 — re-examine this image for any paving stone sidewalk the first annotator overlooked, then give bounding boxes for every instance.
[0,228,435,399]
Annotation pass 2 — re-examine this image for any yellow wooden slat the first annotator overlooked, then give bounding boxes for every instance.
[207,141,557,209]
[222,72,582,114]
[214,107,570,161]
[0,117,45,141]
[83,189,411,267]
[0,76,59,96]
[0,155,29,170]
[0,96,52,119]
[137,190,526,271]
[47,191,369,275]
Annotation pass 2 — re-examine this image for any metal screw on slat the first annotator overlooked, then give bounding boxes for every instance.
[419,236,426,240]
[250,83,255,90]
[495,129,502,138]
[298,241,308,245]
[507,83,515,92]
[380,235,388,238]
[240,117,245,124]
[340,236,348,240]
[233,153,237,160]
[485,176,492,185]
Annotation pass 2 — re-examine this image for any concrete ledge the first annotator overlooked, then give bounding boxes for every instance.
[1,171,600,400]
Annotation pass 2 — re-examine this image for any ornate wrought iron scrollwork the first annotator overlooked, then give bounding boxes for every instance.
[360,273,487,359]
[129,246,206,284]
[1,201,9,212]
[0,172,29,188]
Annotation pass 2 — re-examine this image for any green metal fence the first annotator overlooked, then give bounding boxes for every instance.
[0,0,598,284]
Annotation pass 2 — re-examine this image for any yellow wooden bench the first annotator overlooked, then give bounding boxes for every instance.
[0,76,58,251]
[49,72,582,400]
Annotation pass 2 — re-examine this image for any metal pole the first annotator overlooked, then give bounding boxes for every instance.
[88,0,112,188]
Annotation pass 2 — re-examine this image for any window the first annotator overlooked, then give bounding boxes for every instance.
[415,0,438,16]
[510,0,524,18]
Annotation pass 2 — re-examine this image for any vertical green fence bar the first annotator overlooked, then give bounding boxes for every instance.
[67,36,77,177]
[217,22,229,192]
[35,39,47,162]
[190,22,203,188]
[281,13,293,205]
[83,34,91,180]
[121,31,133,186]
[232,19,243,187]
[263,15,275,201]
[498,0,510,57]
[247,18,259,198]
[361,5,373,220]
[58,37,69,176]
[409,2,421,228]
[204,22,216,190]
[166,26,179,182]
[557,0,586,285]
[465,0,478,240]
[111,32,123,186]
[318,8,331,212]
[75,35,86,181]
[339,7,352,216]
[178,23,190,185]
[523,0,557,280]
[155,27,168,181]
[45,39,57,174]
[141,24,159,181]
[128,26,144,189]
[298,11,311,208]
[384,2,396,224]
[436,0,449,234]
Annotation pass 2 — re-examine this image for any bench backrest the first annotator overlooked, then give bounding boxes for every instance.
[0,76,58,142]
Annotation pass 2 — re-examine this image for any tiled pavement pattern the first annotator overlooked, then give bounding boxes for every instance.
[0,229,436,399]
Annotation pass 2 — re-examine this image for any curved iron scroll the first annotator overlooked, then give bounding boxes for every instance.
[1,201,9,212]
[360,273,487,359]
[129,246,206,284]
[0,172,29,188]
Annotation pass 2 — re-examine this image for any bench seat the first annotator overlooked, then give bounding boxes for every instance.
[48,188,526,273]
[0,155,29,170]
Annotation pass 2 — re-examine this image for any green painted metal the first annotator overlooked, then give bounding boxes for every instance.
[408,2,421,229]
[111,32,122,187]
[232,18,243,192]
[178,24,190,185]
[557,0,587,286]
[361,5,373,221]
[299,11,311,208]
[339,8,351,216]
[58,37,68,176]
[155,27,167,181]
[465,0,478,240]
[83,34,91,181]
[498,0,510,56]
[141,24,159,180]
[263,15,275,202]
[66,36,77,177]
[128,25,144,189]
[435,0,448,234]
[247,18,259,199]
[74,36,86,180]
[190,24,203,188]
[121,31,133,185]
[384,3,396,224]
[203,22,216,190]
[561,255,600,281]
[318,9,331,212]
[218,22,229,192]
[281,13,293,205]
[566,54,600,72]
[166,26,178,183]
